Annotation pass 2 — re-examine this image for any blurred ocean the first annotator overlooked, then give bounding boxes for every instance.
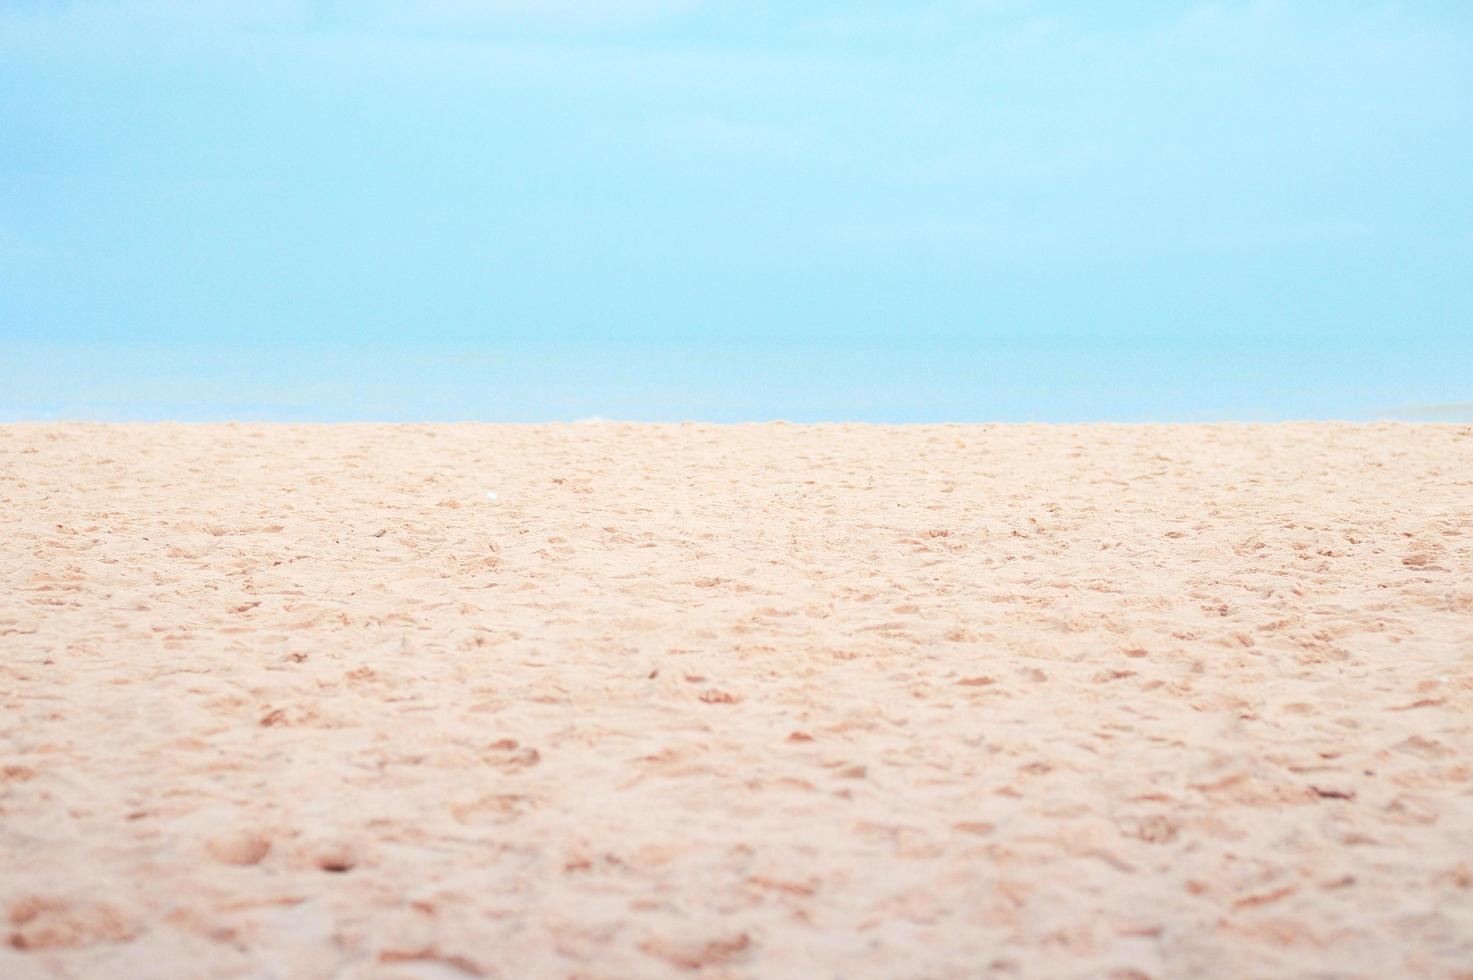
[2,337,1469,424]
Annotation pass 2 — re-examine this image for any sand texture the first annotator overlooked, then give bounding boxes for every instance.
[3,422,1472,979]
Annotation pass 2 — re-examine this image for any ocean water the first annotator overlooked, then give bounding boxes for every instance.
[1,338,1469,423]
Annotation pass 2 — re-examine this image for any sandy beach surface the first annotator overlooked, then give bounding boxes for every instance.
[3,422,1471,979]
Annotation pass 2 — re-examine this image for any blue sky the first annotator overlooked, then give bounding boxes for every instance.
[1,0,1470,420]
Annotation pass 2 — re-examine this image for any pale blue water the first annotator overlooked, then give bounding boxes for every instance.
[2,338,1468,423]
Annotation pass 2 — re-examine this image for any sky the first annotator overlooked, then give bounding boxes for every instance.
[2,0,1470,421]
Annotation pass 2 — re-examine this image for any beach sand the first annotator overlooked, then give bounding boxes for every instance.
[3,422,1471,978]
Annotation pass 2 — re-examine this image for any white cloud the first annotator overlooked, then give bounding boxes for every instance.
[394,0,705,30]
[804,218,1069,251]
[657,114,797,157]
[0,0,707,41]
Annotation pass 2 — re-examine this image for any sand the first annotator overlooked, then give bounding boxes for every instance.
[2,422,1471,979]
